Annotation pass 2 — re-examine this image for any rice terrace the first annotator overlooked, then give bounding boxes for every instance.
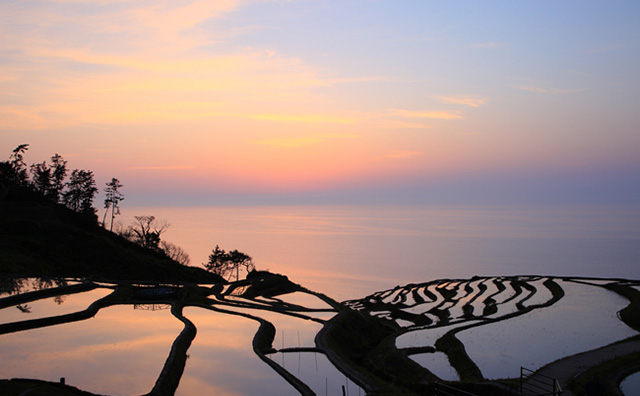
[0,273,638,395]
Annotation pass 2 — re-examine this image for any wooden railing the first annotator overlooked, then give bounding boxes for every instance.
[520,367,562,396]
[430,382,481,396]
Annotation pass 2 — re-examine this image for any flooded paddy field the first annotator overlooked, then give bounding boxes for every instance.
[1,274,638,395]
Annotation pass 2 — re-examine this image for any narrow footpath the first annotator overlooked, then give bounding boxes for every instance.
[522,339,640,396]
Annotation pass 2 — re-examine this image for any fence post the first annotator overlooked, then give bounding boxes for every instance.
[553,379,560,396]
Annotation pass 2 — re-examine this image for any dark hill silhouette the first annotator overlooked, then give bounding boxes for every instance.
[0,181,223,284]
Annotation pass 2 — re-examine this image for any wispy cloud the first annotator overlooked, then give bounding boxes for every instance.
[383,150,423,159]
[1,1,240,56]
[369,119,430,129]
[470,42,506,49]
[0,1,347,130]
[586,43,629,54]
[127,165,197,170]
[0,105,52,130]
[324,76,388,85]
[515,85,549,93]
[249,113,355,124]
[363,105,469,130]
[515,85,587,94]
[388,109,463,120]
[513,78,589,95]
[85,148,119,153]
[252,133,357,148]
[439,95,489,108]
[129,0,238,35]
[252,137,324,148]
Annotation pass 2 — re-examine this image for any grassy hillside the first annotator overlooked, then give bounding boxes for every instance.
[0,186,222,284]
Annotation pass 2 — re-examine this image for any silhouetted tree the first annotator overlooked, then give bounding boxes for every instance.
[128,215,169,252]
[205,245,229,277]
[204,246,254,281]
[0,277,27,296]
[124,216,191,263]
[30,154,68,202]
[4,144,30,186]
[1,147,69,203]
[103,178,124,231]
[228,250,254,281]
[30,161,52,197]
[112,222,131,239]
[160,241,191,266]
[35,278,68,305]
[49,154,67,202]
[63,169,97,214]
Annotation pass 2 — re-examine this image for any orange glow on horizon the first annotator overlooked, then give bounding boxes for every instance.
[2,1,639,201]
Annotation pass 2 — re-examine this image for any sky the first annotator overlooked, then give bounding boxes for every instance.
[1,0,639,205]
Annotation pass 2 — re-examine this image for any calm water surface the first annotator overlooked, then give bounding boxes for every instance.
[456,280,637,379]
[121,204,640,299]
[1,204,639,395]
[621,371,640,396]
[0,284,355,396]
[0,300,184,395]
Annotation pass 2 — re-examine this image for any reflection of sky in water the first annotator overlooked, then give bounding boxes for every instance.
[0,288,113,323]
[520,278,553,307]
[457,281,638,379]
[0,301,183,395]
[621,371,640,396]
[265,290,336,312]
[275,352,364,396]
[0,203,637,394]
[179,306,297,395]
[0,278,82,295]
[218,301,327,347]
[0,285,345,395]
[396,321,483,350]
[0,276,638,394]
[179,298,346,396]
[394,279,638,381]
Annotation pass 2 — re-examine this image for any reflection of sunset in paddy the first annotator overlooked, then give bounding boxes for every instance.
[182,307,255,350]
[180,307,293,396]
[179,300,349,396]
[0,301,183,395]
[1,2,639,395]
[0,288,113,323]
[0,287,344,396]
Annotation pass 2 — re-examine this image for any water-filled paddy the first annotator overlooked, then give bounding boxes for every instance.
[456,280,637,379]
[0,297,183,395]
[1,204,639,395]
[621,371,640,396]
[178,307,293,395]
[0,288,113,323]
[0,274,638,395]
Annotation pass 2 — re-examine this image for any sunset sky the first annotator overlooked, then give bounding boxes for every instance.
[2,1,639,205]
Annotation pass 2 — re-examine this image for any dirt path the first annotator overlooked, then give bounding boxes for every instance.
[522,339,640,396]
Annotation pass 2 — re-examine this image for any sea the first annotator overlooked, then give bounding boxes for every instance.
[118,203,640,300]
[2,203,639,395]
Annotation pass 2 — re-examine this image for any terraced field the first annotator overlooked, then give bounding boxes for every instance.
[0,274,638,396]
